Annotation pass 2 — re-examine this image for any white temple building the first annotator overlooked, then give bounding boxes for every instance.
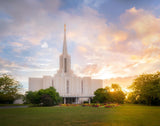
[29,25,103,104]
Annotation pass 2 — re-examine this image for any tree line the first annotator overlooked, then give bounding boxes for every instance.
[127,71,160,105]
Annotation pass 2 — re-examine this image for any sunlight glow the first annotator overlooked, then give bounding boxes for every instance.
[110,89,114,92]
[122,88,131,93]
[92,67,115,79]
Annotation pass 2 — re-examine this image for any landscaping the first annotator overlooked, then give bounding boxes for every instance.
[81,103,119,108]
[0,104,160,126]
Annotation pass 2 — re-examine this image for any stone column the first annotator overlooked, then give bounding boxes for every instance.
[75,97,79,104]
[64,97,66,104]
[75,97,77,104]
[88,98,91,104]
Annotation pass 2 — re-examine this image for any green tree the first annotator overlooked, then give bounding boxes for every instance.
[93,88,110,103]
[128,71,160,105]
[104,86,110,92]
[110,84,125,103]
[25,87,62,106]
[93,84,125,104]
[111,84,121,91]
[40,94,53,106]
[126,92,137,104]
[24,91,40,104]
[0,74,22,104]
[110,91,125,103]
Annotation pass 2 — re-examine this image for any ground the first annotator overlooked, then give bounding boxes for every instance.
[0,104,160,126]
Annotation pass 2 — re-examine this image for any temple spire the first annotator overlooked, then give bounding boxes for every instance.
[63,24,67,54]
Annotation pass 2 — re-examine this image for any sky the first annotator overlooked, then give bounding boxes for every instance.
[0,0,160,92]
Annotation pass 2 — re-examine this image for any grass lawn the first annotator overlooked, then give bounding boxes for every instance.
[0,104,160,126]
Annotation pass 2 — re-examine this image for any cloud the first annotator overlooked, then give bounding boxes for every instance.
[83,0,106,8]
[80,64,102,76]
[104,76,136,88]
[0,1,160,91]
[112,31,128,43]
[0,69,11,74]
[120,7,160,46]
[11,42,23,47]
[41,42,48,48]
[0,0,61,45]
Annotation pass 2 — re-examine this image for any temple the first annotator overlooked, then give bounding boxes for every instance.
[29,25,103,104]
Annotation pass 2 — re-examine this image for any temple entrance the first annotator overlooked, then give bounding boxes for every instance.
[66,98,75,104]
[63,97,78,104]
[63,97,92,104]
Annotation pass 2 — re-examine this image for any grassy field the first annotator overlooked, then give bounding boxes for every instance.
[0,104,160,126]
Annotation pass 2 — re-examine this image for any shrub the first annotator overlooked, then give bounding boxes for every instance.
[40,94,53,106]
[24,87,62,106]
[83,101,89,104]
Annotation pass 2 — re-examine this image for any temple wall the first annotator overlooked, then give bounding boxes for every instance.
[29,78,43,91]
[91,79,104,95]
[29,77,103,96]
[43,76,52,89]
[82,77,91,96]
[29,76,103,97]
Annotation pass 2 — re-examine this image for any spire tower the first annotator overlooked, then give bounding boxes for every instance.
[58,24,71,75]
[63,24,67,55]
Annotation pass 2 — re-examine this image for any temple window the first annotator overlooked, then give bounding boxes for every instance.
[81,80,83,94]
[67,80,69,94]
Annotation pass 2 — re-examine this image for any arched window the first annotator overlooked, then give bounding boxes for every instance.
[81,80,83,94]
[67,80,69,94]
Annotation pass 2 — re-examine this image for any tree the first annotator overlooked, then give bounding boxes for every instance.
[40,94,54,106]
[24,91,40,104]
[110,91,125,104]
[93,84,125,104]
[104,86,110,92]
[110,84,125,103]
[128,71,160,105]
[111,84,121,91]
[0,74,22,104]
[126,92,137,104]
[93,88,110,103]
[25,87,62,106]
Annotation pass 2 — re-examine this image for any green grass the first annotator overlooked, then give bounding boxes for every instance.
[0,104,160,126]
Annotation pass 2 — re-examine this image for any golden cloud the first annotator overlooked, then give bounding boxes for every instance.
[121,7,160,45]
[112,31,128,43]
[77,46,87,53]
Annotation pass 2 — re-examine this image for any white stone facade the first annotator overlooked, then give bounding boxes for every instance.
[29,25,103,104]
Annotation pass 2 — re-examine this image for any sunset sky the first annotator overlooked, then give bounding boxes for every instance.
[0,0,160,91]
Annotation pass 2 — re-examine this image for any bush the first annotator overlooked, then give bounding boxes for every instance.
[24,87,62,106]
[92,88,110,103]
[40,94,53,106]
[83,101,89,104]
